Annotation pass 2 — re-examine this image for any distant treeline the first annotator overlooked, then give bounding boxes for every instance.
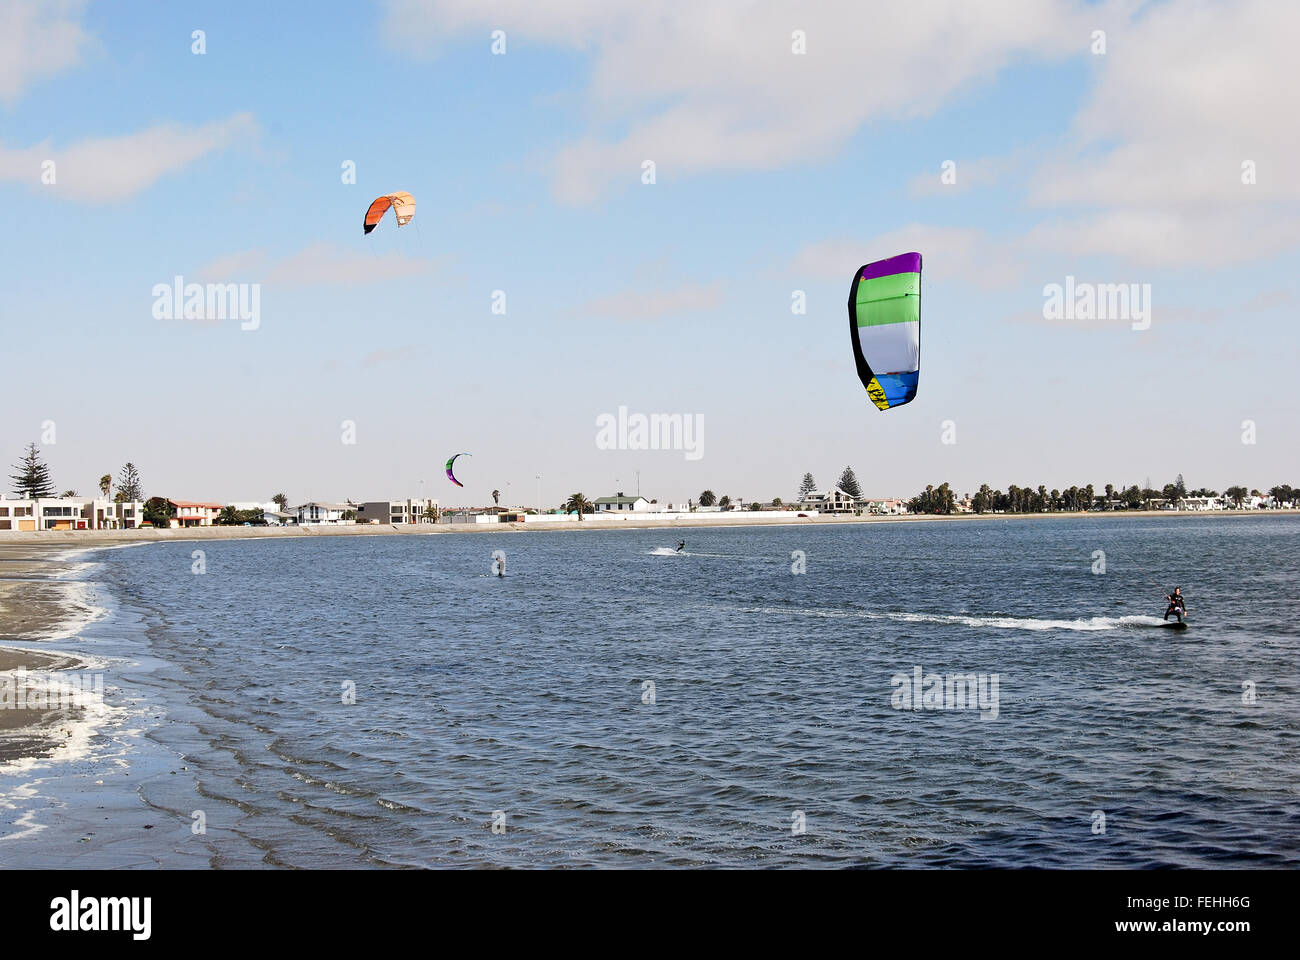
[908,477,1299,515]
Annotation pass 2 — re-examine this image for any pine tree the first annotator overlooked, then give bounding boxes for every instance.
[798,473,817,500]
[837,466,863,499]
[117,462,143,502]
[10,443,55,498]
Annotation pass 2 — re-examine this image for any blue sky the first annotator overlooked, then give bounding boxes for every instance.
[2,0,1297,506]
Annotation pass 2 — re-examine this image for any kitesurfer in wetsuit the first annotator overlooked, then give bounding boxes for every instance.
[1163,587,1186,621]
[676,540,685,553]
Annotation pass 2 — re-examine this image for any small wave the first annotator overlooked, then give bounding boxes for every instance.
[744,605,1165,633]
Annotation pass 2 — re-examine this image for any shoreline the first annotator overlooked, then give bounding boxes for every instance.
[0,547,96,764]
[0,507,1291,548]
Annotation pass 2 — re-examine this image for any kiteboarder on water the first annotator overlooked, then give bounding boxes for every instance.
[676,540,686,553]
[1163,587,1186,621]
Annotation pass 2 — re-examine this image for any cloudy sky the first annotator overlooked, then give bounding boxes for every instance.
[2,0,1296,506]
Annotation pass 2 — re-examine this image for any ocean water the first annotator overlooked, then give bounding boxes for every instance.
[6,516,1300,867]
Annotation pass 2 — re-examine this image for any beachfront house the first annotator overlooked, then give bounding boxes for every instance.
[93,499,146,529]
[800,488,858,514]
[0,496,147,531]
[1175,496,1222,511]
[594,493,652,513]
[356,498,440,525]
[295,502,356,525]
[228,501,295,525]
[166,500,223,528]
[860,497,907,515]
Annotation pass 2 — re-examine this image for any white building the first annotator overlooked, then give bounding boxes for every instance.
[295,502,356,525]
[228,501,295,525]
[861,497,907,515]
[800,488,858,514]
[0,496,145,531]
[594,493,652,513]
[1175,496,1222,511]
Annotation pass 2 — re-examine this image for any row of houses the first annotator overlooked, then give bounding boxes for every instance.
[590,490,910,515]
[0,497,146,531]
[0,495,440,531]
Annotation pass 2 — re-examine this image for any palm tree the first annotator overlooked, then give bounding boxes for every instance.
[564,493,593,520]
[492,489,500,506]
[271,493,289,510]
[61,489,78,497]
[99,474,112,499]
[698,489,717,506]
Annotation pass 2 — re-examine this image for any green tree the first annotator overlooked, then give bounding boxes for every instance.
[272,492,289,510]
[143,497,174,527]
[719,495,731,509]
[1224,486,1247,508]
[798,473,816,500]
[837,466,863,499]
[116,462,143,502]
[698,490,717,507]
[772,497,783,507]
[10,443,55,498]
[99,474,113,499]
[492,489,500,506]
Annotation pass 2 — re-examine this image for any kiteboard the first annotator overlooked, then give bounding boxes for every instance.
[1160,620,1189,630]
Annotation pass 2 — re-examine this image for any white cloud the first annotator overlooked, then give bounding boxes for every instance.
[0,0,91,103]
[0,114,257,202]
[580,281,722,322]
[1025,0,1300,266]
[195,243,439,288]
[381,0,1113,203]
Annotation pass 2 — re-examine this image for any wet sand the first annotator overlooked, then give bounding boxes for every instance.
[0,547,90,763]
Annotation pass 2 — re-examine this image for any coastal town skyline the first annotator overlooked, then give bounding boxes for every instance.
[6,439,1296,524]
[3,2,1298,504]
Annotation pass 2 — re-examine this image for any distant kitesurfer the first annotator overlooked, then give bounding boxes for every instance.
[676,540,685,553]
[1163,587,1186,621]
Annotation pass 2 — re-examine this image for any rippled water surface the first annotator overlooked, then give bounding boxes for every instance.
[90,517,1300,866]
